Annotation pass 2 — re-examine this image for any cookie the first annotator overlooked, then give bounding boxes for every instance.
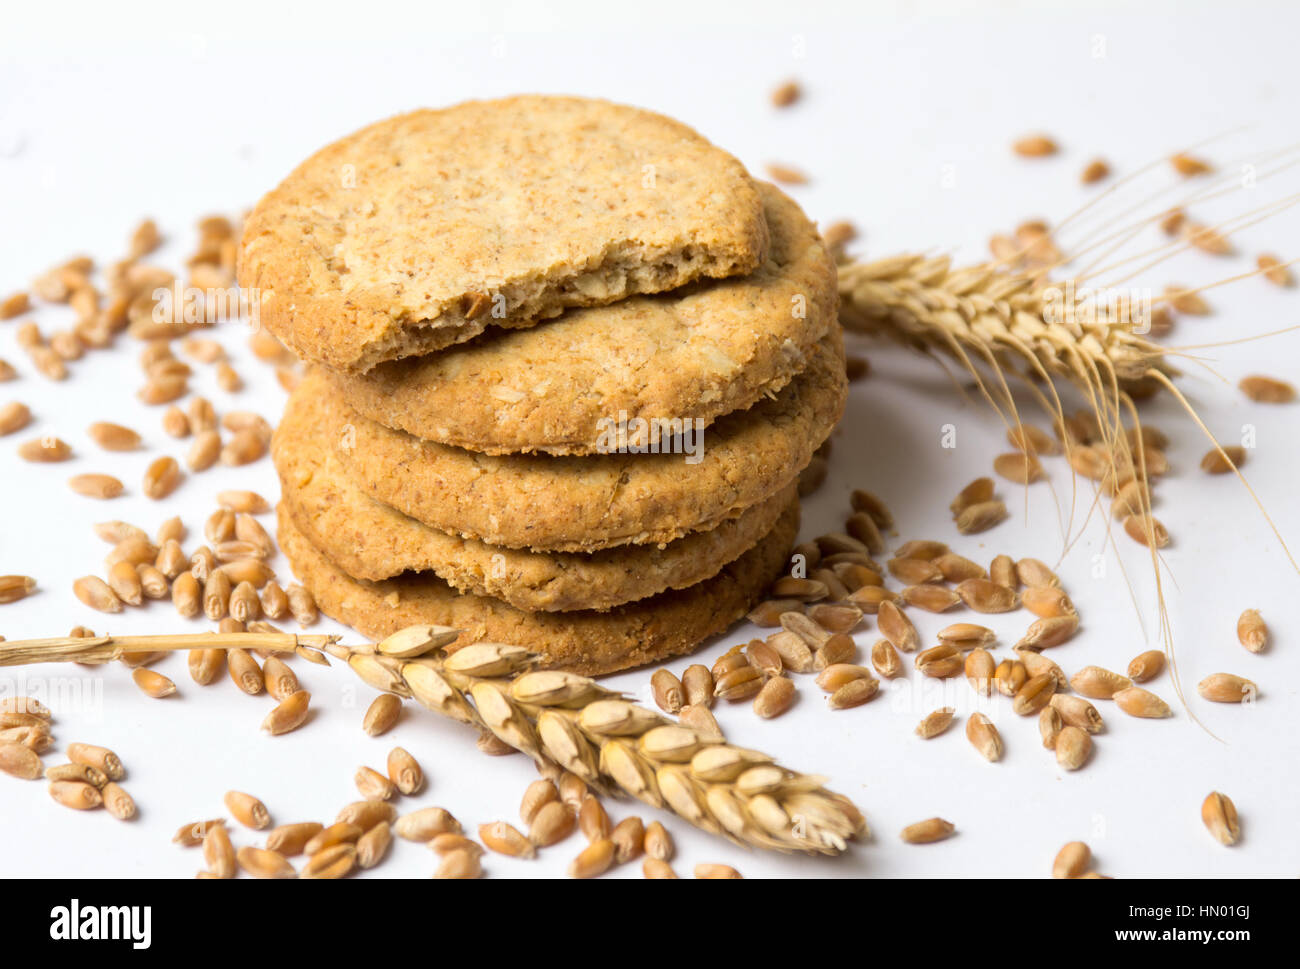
[238,96,769,372]
[328,182,836,454]
[329,327,847,552]
[277,499,798,675]
[273,381,795,611]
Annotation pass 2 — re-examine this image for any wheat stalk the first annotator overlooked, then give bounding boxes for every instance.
[0,632,337,667]
[0,629,865,856]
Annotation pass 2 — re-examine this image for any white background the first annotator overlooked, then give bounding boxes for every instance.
[1,0,1297,878]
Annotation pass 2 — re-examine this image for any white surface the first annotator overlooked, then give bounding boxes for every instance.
[1,0,1297,877]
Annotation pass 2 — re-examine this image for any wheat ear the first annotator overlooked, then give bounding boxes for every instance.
[0,629,866,856]
[837,253,1171,391]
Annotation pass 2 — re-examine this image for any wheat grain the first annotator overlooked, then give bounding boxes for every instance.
[1201,791,1240,846]
[266,822,323,855]
[752,676,796,719]
[387,747,424,795]
[142,456,181,499]
[1019,646,1069,688]
[480,820,535,858]
[1201,444,1246,474]
[0,575,37,605]
[1070,666,1132,699]
[1013,135,1058,157]
[1196,673,1256,704]
[956,578,1018,613]
[305,822,362,855]
[713,665,764,701]
[0,741,42,779]
[807,602,862,633]
[610,816,645,863]
[1049,694,1104,733]
[262,690,311,735]
[354,765,396,801]
[915,645,964,679]
[1127,649,1166,682]
[172,573,201,618]
[901,817,956,843]
[578,794,612,842]
[931,553,984,584]
[237,846,295,879]
[73,576,122,614]
[1022,586,1074,619]
[515,781,558,830]
[18,435,72,462]
[1080,158,1110,183]
[1239,374,1295,403]
[224,790,270,829]
[963,649,994,697]
[966,713,1003,762]
[287,584,318,626]
[1039,706,1063,749]
[101,782,136,820]
[937,624,994,651]
[200,821,235,878]
[986,556,1014,591]
[356,821,392,868]
[650,669,684,714]
[1053,841,1091,878]
[49,779,102,810]
[227,647,262,694]
[396,806,462,842]
[1113,686,1172,718]
[1055,726,1092,770]
[568,838,615,878]
[357,694,401,737]
[303,843,356,879]
[1016,614,1079,650]
[916,707,956,739]
[1236,609,1267,653]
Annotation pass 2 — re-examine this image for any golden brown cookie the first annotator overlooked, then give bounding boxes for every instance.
[277,499,798,675]
[328,327,846,552]
[238,96,769,372]
[328,183,836,454]
[273,381,795,611]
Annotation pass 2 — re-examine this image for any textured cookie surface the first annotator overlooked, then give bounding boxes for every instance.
[273,382,795,611]
[277,500,798,675]
[330,183,836,453]
[238,96,768,372]
[329,327,846,552]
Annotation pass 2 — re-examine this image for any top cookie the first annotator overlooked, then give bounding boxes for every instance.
[238,96,769,372]
[327,182,836,454]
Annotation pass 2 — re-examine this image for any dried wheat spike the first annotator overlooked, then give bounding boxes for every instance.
[838,254,1170,391]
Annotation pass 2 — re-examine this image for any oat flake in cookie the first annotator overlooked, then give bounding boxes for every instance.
[238,95,769,372]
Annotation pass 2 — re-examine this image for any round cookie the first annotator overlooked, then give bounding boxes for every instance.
[273,381,796,612]
[277,499,799,675]
[330,327,847,552]
[238,96,769,373]
[328,183,836,454]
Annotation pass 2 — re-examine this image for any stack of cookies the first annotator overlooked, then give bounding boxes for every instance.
[241,96,846,674]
